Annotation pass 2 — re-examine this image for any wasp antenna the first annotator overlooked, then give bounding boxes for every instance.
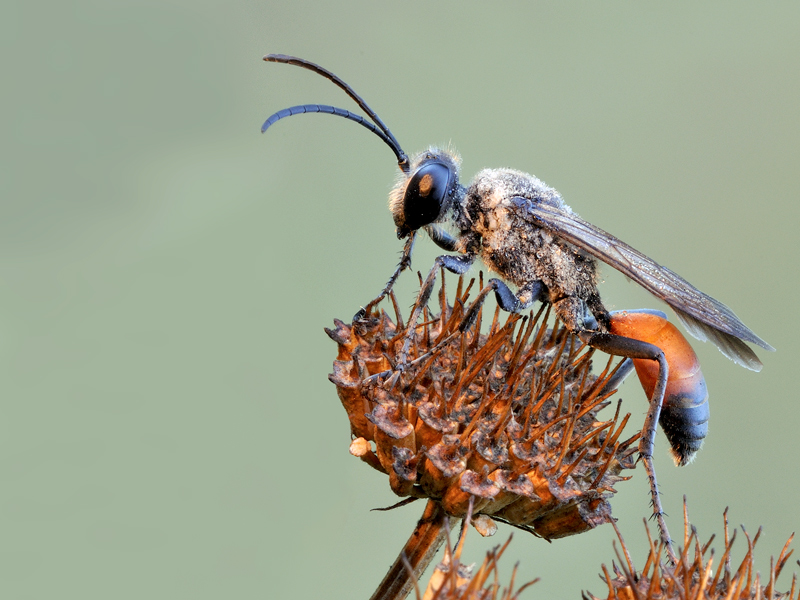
[264,54,409,172]
[261,103,407,166]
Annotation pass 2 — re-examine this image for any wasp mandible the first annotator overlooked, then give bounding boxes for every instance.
[260,54,773,554]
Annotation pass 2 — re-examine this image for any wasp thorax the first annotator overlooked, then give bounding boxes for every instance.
[327,273,639,540]
[389,147,462,238]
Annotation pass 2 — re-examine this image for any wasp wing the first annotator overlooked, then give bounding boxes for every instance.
[519,198,774,371]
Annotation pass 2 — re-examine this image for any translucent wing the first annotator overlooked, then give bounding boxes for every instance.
[518,198,774,371]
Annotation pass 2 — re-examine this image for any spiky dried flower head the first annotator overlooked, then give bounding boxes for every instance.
[584,501,799,600]
[327,271,639,540]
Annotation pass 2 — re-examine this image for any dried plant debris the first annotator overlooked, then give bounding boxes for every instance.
[327,272,639,540]
[585,502,799,600]
[415,503,536,600]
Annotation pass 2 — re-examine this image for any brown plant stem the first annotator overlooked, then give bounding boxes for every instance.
[369,499,455,600]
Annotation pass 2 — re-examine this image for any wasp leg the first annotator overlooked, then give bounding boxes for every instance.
[597,357,635,397]
[488,278,545,312]
[576,330,676,564]
[355,232,418,321]
[400,277,547,374]
[425,224,459,252]
[373,275,546,389]
[403,252,475,342]
[408,253,476,327]
[595,311,665,397]
[586,292,612,330]
[365,253,476,387]
[454,278,545,334]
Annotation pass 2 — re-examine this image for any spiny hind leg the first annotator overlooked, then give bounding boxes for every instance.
[568,313,675,563]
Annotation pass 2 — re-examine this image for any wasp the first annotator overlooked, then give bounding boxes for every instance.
[260,54,773,555]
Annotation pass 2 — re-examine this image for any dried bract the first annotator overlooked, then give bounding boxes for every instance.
[584,503,799,600]
[417,506,536,600]
[327,274,638,540]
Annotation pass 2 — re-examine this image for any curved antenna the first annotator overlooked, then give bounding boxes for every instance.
[263,54,409,172]
[262,104,406,166]
[264,55,401,149]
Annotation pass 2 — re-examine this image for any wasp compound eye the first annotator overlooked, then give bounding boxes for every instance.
[402,161,452,232]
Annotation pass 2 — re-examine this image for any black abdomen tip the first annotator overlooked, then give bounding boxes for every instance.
[659,395,709,467]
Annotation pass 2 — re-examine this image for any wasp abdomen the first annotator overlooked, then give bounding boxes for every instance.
[609,310,709,466]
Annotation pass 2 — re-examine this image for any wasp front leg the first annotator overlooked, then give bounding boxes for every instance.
[355,225,460,322]
[355,232,418,321]
[425,224,459,253]
[394,252,475,367]
[393,263,547,385]
[363,250,476,387]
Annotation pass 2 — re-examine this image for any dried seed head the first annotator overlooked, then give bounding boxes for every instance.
[327,273,639,540]
[584,501,799,600]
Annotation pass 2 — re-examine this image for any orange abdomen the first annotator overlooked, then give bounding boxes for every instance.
[609,310,709,466]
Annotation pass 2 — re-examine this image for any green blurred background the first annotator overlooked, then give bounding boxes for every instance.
[2,2,798,598]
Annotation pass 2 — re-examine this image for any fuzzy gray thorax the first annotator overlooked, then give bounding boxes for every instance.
[460,168,601,327]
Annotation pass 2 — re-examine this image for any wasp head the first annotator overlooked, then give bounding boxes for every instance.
[389,147,463,239]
